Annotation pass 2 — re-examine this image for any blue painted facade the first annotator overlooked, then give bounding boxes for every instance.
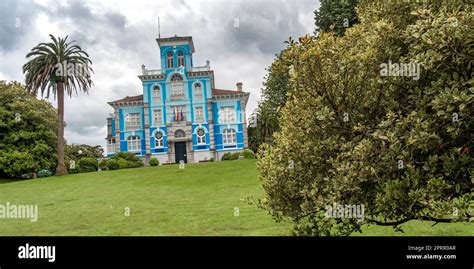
[106,36,250,163]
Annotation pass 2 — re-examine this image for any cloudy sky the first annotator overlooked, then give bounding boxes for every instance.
[0,0,319,149]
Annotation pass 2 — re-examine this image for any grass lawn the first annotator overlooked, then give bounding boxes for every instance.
[0,159,472,236]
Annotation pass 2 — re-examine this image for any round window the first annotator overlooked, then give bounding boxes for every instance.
[197,128,205,137]
[155,131,163,140]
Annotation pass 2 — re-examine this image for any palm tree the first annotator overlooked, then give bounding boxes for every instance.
[23,34,93,176]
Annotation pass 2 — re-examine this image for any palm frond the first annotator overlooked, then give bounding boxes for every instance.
[23,34,94,98]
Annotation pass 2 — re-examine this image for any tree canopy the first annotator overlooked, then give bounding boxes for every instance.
[314,0,359,36]
[257,1,473,235]
[0,81,58,178]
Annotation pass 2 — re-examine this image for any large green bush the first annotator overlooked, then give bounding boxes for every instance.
[117,159,129,169]
[77,157,98,173]
[98,159,108,170]
[109,152,144,169]
[111,152,143,167]
[65,143,104,169]
[107,159,119,170]
[0,81,57,178]
[257,2,473,236]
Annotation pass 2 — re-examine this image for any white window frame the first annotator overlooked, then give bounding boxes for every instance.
[219,106,235,124]
[177,51,184,67]
[222,128,236,145]
[194,82,202,98]
[195,106,204,123]
[107,138,116,153]
[170,74,184,99]
[196,128,206,145]
[153,109,162,126]
[127,135,141,151]
[167,52,174,68]
[126,113,141,130]
[153,85,161,103]
[154,131,164,148]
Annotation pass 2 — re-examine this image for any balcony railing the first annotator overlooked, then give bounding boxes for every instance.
[142,68,163,75]
[141,63,210,75]
[189,65,210,72]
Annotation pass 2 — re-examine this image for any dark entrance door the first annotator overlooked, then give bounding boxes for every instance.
[174,142,187,163]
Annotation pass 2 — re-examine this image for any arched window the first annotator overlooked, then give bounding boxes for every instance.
[177,51,184,67]
[170,74,184,99]
[127,135,141,151]
[153,85,161,103]
[222,129,236,145]
[196,128,206,145]
[167,52,174,68]
[174,129,186,138]
[154,131,164,148]
[194,82,202,98]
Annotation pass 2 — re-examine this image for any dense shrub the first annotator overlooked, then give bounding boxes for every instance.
[110,152,144,169]
[77,157,98,173]
[107,159,119,170]
[149,157,159,166]
[117,159,129,169]
[221,152,240,161]
[241,149,256,159]
[113,152,141,162]
[98,159,108,170]
[37,169,52,178]
[69,167,81,174]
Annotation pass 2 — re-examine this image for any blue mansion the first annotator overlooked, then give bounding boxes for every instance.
[106,35,250,164]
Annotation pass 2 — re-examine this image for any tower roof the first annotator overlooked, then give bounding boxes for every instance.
[156,35,195,53]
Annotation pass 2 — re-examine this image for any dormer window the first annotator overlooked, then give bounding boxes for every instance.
[177,51,184,67]
[167,52,174,68]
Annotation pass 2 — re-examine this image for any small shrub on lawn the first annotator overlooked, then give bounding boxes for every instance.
[149,157,159,166]
[107,159,119,170]
[221,152,240,161]
[241,149,256,159]
[98,159,108,170]
[77,157,98,173]
[37,169,52,178]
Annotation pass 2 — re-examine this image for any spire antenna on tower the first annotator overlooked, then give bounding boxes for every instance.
[158,16,161,38]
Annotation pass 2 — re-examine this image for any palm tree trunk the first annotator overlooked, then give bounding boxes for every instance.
[55,82,68,176]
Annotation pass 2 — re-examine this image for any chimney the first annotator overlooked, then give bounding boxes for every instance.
[141,64,146,75]
[236,82,243,92]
